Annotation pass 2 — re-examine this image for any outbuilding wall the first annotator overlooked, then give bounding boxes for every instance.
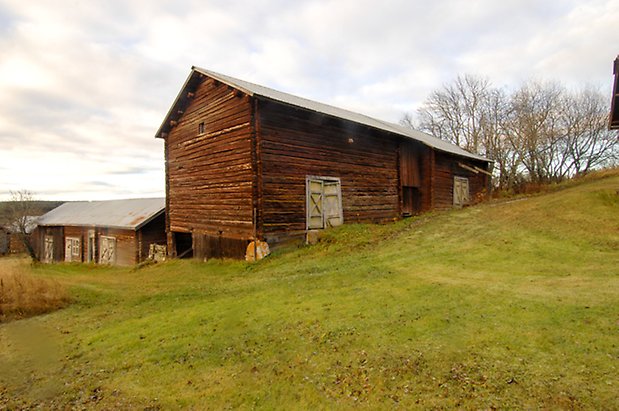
[433,152,490,209]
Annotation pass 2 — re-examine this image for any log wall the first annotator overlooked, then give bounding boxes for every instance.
[257,100,400,244]
[165,77,255,252]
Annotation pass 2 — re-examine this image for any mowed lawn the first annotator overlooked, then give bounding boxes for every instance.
[1,170,618,409]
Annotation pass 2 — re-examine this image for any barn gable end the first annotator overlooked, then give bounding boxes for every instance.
[161,73,256,259]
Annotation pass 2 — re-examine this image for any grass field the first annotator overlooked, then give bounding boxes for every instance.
[1,169,618,409]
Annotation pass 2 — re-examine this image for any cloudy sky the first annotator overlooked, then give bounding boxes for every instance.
[1,0,617,200]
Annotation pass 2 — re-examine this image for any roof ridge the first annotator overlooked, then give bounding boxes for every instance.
[159,67,490,162]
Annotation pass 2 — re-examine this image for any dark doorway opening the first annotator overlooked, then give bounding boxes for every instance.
[174,232,193,258]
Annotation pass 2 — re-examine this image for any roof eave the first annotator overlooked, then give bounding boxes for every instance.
[254,95,491,163]
[192,66,256,97]
[134,208,165,230]
[155,70,200,139]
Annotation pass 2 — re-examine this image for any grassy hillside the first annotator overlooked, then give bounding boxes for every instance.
[1,170,618,409]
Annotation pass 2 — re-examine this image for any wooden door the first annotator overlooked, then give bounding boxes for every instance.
[44,236,54,263]
[99,236,116,264]
[65,239,72,262]
[307,179,324,229]
[453,177,470,207]
[323,181,343,227]
[400,143,422,215]
[306,177,343,230]
[400,143,421,188]
[87,231,95,262]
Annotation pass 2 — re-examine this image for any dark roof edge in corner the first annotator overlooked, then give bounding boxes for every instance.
[155,68,199,139]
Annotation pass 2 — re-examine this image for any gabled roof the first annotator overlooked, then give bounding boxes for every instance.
[610,55,619,130]
[36,198,165,231]
[156,67,490,163]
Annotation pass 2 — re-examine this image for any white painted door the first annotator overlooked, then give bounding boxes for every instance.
[65,239,72,262]
[323,181,343,227]
[307,179,324,229]
[99,236,116,264]
[306,177,343,230]
[44,236,54,263]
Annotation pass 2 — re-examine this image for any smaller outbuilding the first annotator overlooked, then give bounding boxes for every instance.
[33,198,166,265]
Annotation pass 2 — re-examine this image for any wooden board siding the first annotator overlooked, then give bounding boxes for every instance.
[257,100,400,244]
[166,77,255,246]
[193,233,248,260]
[432,152,489,209]
[8,233,28,254]
[97,227,137,266]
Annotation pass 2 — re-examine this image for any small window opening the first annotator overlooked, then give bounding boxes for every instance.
[198,122,205,134]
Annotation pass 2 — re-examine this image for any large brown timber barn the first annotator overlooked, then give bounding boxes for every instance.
[33,198,166,265]
[156,67,492,260]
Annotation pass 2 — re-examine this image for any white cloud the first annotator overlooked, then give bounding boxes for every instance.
[0,0,617,200]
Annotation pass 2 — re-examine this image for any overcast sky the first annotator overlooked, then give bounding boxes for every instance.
[1,0,617,201]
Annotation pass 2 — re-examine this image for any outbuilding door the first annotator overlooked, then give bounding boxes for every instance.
[87,230,95,262]
[453,176,470,207]
[99,236,116,264]
[44,236,54,263]
[306,177,343,230]
[399,143,422,215]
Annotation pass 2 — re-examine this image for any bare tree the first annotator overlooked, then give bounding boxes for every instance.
[563,87,619,175]
[415,74,492,154]
[504,81,565,184]
[406,74,515,189]
[3,190,40,260]
[402,76,618,192]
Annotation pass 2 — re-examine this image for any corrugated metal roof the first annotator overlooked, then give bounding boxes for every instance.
[36,198,165,230]
[158,67,489,162]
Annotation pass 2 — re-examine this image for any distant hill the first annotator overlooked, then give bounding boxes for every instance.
[0,201,65,225]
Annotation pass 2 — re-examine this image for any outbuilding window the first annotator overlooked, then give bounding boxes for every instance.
[306,176,343,230]
[198,122,205,134]
[65,237,81,262]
